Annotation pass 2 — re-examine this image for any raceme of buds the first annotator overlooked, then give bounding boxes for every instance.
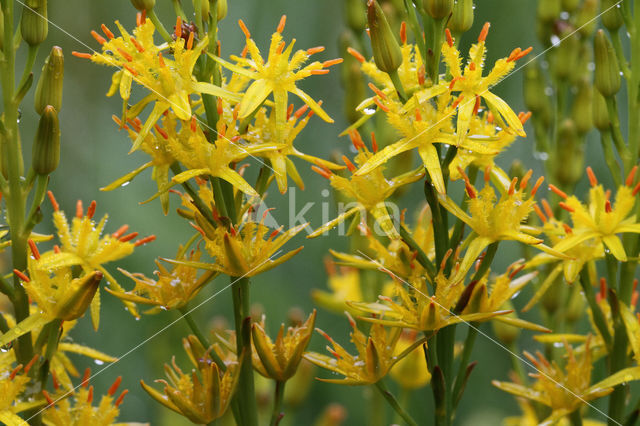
[594,29,621,97]
[424,0,453,20]
[555,119,583,187]
[345,0,367,32]
[35,46,64,115]
[448,0,474,34]
[592,90,611,131]
[367,0,403,74]
[601,0,624,31]
[32,105,60,176]
[129,0,155,11]
[523,62,552,126]
[552,31,579,81]
[21,0,48,46]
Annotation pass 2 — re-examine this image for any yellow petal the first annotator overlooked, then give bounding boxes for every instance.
[602,234,627,261]
[239,79,272,118]
[0,313,48,347]
[101,162,153,191]
[293,87,333,123]
[418,143,445,194]
[355,137,417,176]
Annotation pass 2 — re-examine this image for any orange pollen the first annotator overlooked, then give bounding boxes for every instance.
[307,46,326,55]
[449,76,462,91]
[558,201,575,213]
[519,111,532,124]
[473,95,481,116]
[238,19,251,38]
[415,108,422,122]
[53,245,61,253]
[347,47,365,63]
[115,390,129,407]
[91,30,106,45]
[131,38,144,53]
[119,232,139,243]
[541,199,554,218]
[294,104,309,119]
[478,22,490,42]
[508,177,518,195]
[520,169,534,189]
[465,181,476,199]
[368,82,387,100]
[626,165,638,186]
[82,369,92,388]
[509,46,532,61]
[108,377,122,396]
[117,48,133,62]
[605,200,612,213]
[451,94,464,109]
[154,125,169,140]
[509,264,526,280]
[241,44,248,58]
[484,165,492,182]
[127,118,141,132]
[548,184,568,199]
[469,62,476,71]
[191,116,198,132]
[10,365,23,380]
[311,165,332,179]
[533,204,547,223]
[285,103,293,120]
[633,182,640,196]
[277,15,287,33]
[123,65,138,76]
[187,32,194,50]
[175,16,183,38]
[349,130,365,149]
[134,235,156,247]
[136,12,143,27]
[487,111,494,123]
[600,278,607,300]
[400,21,407,44]
[87,386,94,403]
[76,200,84,218]
[445,28,454,47]
[28,239,40,260]
[323,58,343,68]
[52,372,59,390]
[269,228,281,239]
[217,98,224,116]
[373,96,390,112]
[562,223,573,234]
[342,155,356,173]
[87,200,97,219]
[418,65,426,85]
[586,167,598,186]
[101,24,115,39]
[371,132,378,153]
[72,51,92,59]
[42,390,55,407]
[310,69,329,75]
[507,47,521,62]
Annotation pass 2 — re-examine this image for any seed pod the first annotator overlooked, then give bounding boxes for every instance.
[345,0,367,32]
[594,29,621,97]
[367,0,403,74]
[129,0,155,11]
[601,0,624,31]
[448,0,473,34]
[537,0,561,23]
[571,80,593,135]
[35,46,64,115]
[424,0,453,20]
[32,105,60,175]
[592,90,610,131]
[215,0,228,21]
[20,0,48,46]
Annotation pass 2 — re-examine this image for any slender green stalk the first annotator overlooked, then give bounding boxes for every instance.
[471,242,499,282]
[374,381,418,426]
[605,97,632,173]
[17,45,38,94]
[578,272,612,350]
[599,132,622,186]
[388,69,407,103]
[451,325,477,410]
[269,381,286,426]
[172,0,187,20]
[178,306,211,348]
[569,409,583,426]
[148,9,172,43]
[38,319,62,389]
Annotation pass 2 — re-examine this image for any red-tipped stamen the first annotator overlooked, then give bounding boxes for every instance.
[112,224,129,239]
[52,372,59,390]
[626,165,638,186]
[508,177,518,195]
[190,116,198,133]
[81,368,91,388]
[119,232,139,243]
[508,46,532,62]
[186,32,194,50]
[175,16,183,38]
[347,47,365,63]
[131,37,144,53]
[72,51,93,59]
[307,46,325,55]
[115,390,129,407]
[519,111,532,124]
[417,65,426,85]
[53,245,61,254]
[286,104,294,120]
[533,204,547,223]
[599,278,607,301]
[469,62,476,71]
[368,82,387,100]
[586,167,597,187]
[311,165,332,179]
[108,377,122,396]
[117,48,133,62]
[42,390,55,407]
[445,28,454,47]
[373,96,389,112]
[472,95,481,116]
[415,108,422,122]
[238,19,251,38]
[323,58,343,68]
[134,235,156,247]
[28,240,40,260]
[464,181,476,198]
[562,223,573,234]
[87,386,94,403]
[449,76,462,91]
[277,15,287,33]
[349,130,365,149]
[633,182,640,196]
[400,21,407,44]
[342,155,356,173]
[101,24,115,39]
[451,94,464,109]
[294,104,309,119]
[76,200,84,218]
[310,69,329,75]
[541,199,554,218]
[478,22,490,42]
[507,47,521,62]
[371,132,378,153]
[520,169,533,189]
[136,12,142,27]
[154,125,169,140]
[123,64,138,76]
[86,200,97,219]
[14,269,29,282]
[605,200,612,213]
[531,177,544,196]
[558,202,575,213]
[91,30,106,45]
[548,184,568,199]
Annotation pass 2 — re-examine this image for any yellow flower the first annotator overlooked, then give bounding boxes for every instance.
[251,310,316,381]
[493,339,640,424]
[439,23,529,144]
[549,166,640,261]
[389,330,431,390]
[141,336,241,424]
[219,16,338,141]
[304,314,424,385]
[43,369,132,426]
[109,245,216,313]
[0,354,40,425]
[311,260,364,315]
[75,17,240,152]
[308,132,424,239]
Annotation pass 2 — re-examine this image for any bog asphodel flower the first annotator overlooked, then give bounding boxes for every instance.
[251,310,316,382]
[43,369,131,426]
[308,131,424,239]
[304,313,424,385]
[74,16,240,151]
[141,336,241,424]
[549,166,640,262]
[311,259,364,315]
[493,339,640,424]
[0,354,40,425]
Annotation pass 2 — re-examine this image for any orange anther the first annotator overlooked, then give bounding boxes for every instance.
[101,24,115,39]
[508,177,518,195]
[81,368,91,387]
[119,232,139,243]
[514,46,533,61]
[134,235,156,247]
[342,155,356,173]
[347,47,365,63]
[533,204,546,223]
[42,390,55,406]
[417,65,426,85]
[626,165,638,186]
[633,182,640,196]
[136,12,142,27]
[175,16,183,39]
[371,131,378,153]
[400,21,407,44]
[186,32,194,50]
[154,125,169,140]
[87,386,94,403]
[191,116,198,132]
[445,28,454,47]
[478,22,490,42]
[115,390,129,407]
[519,111,532,124]
[141,10,147,24]
[469,62,476,71]
[487,111,494,123]
[484,165,492,182]
[451,94,464,109]
[520,169,533,189]
[562,223,573,234]
[586,167,597,187]
[473,95,481,116]
[323,58,343,68]
[307,46,326,55]
[53,245,61,253]
[449,76,462,91]
[605,200,612,213]
[52,372,59,390]
[548,184,568,199]
[465,181,476,199]
[28,240,40,260]
[507,47,521,62]
[131,37,144,53]
[368,82,387,100]
[558,201,575,213]
[599,277,607,300]
[415,108,422,122]
[349,130,365,149]
[91,30,106,45]
[117,48,133,62]
[108,377,122,396]
[112,225,130,238]
[541,199,554,218]
[311,165,332,179]
[87,200,97,219]
[76,200,84,218]
[277,15,287,33]
[269,228,281,239]
[25,355,39,373]
[294,104,309,119]
[238,19,251,38]
[72,51,92,59]
[123,65,138,76]
[310,69,329,75]
[373,96,390,112]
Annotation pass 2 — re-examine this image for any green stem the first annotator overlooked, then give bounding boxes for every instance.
[569,409,583,426]
[232,276,257,426]
[374,381,418,426]
[170,163,218,226]
[178,306,211,348]
[579,272,612,350]
[269,381,286,426]
[148,9,172,43]
[605,96,632,174]
[471,242,498,282]
[17,44,38,96]
[428,18,445,84]
[402,0,426,56]
[398,223,436,281]
[388,69,407,103]
[599,131,622,187]
[38,319,62,390]
[172,0,187,20]
[451,325,477,410]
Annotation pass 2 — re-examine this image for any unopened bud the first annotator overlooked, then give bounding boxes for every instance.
[509,160,525,181]
[129,0,155,11]
[345,0,367,32]
[592,90,610,131]
[32,106,60,175]
[58,271,103,321]
[367,0,403,73]
[35,46,64,115]
[561,0,580,12]
[571,80,593,135]
[537,0,561,23]
[523,61,552,126]
[576,0,598,38]
[601,0,624,31]
[552,29,579,81]
[448,0,474,34]
[215,0,228,21]
[21,0,48,46]
[555,119,583,186]
[0,9,4,51]
[424,0,453,20]
[199,0,210,18]
[594,29,621,97]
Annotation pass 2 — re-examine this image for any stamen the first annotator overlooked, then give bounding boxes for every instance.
[123,65,138,76]
[633,182,640,196]
[277,15,287,33]
[307,46,326,55]
[154,124,169,140]
[472,95,481,116]
[87,386,94,403]
[81,368,91,388]
[626,165,638,186]
[323,58,343,68]
[508,177,518,195]
[108,377,122,396]
[451,94,464,109]
[342,155,356,173]
[191,116,198,132]
[131,38,145,53]
[187,32,194,50]
[519,111,532,124]
[373,96,390,112]
[548,184,567,199]
[368,82,387,100]
[294,104,309,119]
[371,131,378,153]
[76,200,84,218]
[605,200,612,213]
[175,16,183,39]
[87,200,97,219]
[520,169,533,189]
[311,165,332,179]
[558,202,575,213]
[533,204,546,223]
[136,12,142,27]
[238,19,251,38]
[449,76,462,91]
[101,24,115,39]
[478,22,490,42]
[400,21,407,44]
[134,235,156,247]
[415,108,422,122]
[445,28,454,47]
[417,65,426,85]
[119,232,139,243]
[42,390,55,407]
[28,240,40,260]
[469,62,476,71]
[72,52,92,59]
[117,48,133,62]
[115,390,129,406]
[91,30,106,45]
[310,69,329,75]
[562,223,572,234]
[347,47,365,63]
[541,199,554,218]
[586,167,597,186]
[531,176,544,196]
[484,165,491,182]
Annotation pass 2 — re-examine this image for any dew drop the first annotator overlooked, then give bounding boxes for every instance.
[550,35,561,47]
[94,359,105,365]
[560,11,569,19]
[363,108,376,116]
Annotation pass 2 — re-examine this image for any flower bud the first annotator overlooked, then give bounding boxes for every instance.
[523,61,552,126]
[20,0,48,46]
[537,0,561,23]
[555,119,583,186]
[340,33,366,124]
[562,0,580,12]
[345,0,367,32]
[576,0,598,38]
[601,0,624,31]
[215,0,228,21]
[0,9,4,51]
[129,0,155,11]
[594,29,621,97]
[32,105,60,175]
[565,285,586,323]
[448,0,473,35]
[199,0,210,18]
[367,0,403,73]
[58,271,102,321]
[571,80,593,135]
[592,90,611,131]
[552,29,579,81]
[423,0,453,20]
[34,46,64,115]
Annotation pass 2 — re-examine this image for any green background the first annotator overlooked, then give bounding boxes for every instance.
[6,0,614,424]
